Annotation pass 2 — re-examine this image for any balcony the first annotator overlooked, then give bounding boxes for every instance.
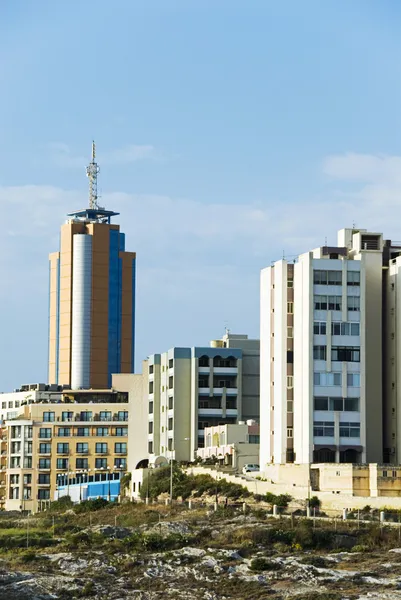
[57,450,69,455]
[114,451,127,455]
[76,450,89,455]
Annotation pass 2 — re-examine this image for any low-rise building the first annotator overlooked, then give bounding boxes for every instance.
[3,388,129,512]
[197,421,260,472]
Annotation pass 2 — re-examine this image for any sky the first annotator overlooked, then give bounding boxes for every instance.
[0,0,400,390]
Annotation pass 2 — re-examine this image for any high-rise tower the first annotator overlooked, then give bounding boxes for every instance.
[48,143,136,389]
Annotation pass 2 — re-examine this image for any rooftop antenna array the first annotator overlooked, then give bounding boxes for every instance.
[86,141,101,210]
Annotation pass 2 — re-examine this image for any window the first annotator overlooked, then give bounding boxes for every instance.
[76,428,90,437]
[169,358,174,369]
[328,296,342,311]
[1,402,5,409]
[15,401,20,408]
[115,442,127,454]
[331,347,360,362]
[347,373,361,387]
[148,421,153,434]
[314,270,328,285]
[24,441,32,454]
[38,489,50,500]
[168,396,174,410]
[117,411,128,422]
[287,351,293,364]
[329,397,343,411]
[344,397,359,411]
[99,411,112,422]
[10,474,19,485]
[95,443,108,454]
[287,302,294,314]
[287,278,293,288]
[198,378,208,387]
[149,381,154,394]
[62,411,73,422]
[95,458,107,469]
[287,376,293,389]
[38,474,50,484]
[347,296,360,312]
[11,426,21,438]
[249,434,260,444]
[287,428,293,438]
[39,443,51,454]
[39,458,51,469]
[96,427,109,436]
[80,411,92,422]
[328,271,342,285]
[287,401,293,413]
[314,295,327,310]
[115,457,127,469]
[331,322,360,336]
[199,356,209,367]
[347,271,360,286]
[313,421,334,437]
[43,411,55,422]
[313,346,327,360]
[11,442,21,453]
[57,443,69,454]
[287,326,293,338]
[56,458,68,469]
[226,397,237,409]
[23,457,32,468]
[23,487,31,500]
[314,396,329,410]
[39,428,52,439]
[114,427,128,436]
[313,322,327,335]
[10,457,20,468]
[168,418,173,431]
[314,270,342,285]
[314,372,342,386]
[149,401,154,414]
[58,428,70,437]
[339,422,360,438]
[76,443,88,454]
[149,364,154,374]
[148,441,153,454]
[76,458,89,469]
[10,487,19,500]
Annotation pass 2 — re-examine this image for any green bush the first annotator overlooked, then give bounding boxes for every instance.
[249,557,279,571]
[74,498,110,513]
[308,496,322,509]
[48,495,74,512]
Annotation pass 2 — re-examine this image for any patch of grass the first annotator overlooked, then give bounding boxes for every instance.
[249,557,280,572]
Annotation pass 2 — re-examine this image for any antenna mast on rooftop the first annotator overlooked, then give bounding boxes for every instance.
[86,141,100,210]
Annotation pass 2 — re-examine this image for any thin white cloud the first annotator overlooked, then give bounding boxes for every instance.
[323,152,401,185]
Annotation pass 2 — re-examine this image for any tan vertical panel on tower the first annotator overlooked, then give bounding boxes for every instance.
[120,251,136,373]
[88,223,110,389]
[48,252,60,384]
[58,222,85,386]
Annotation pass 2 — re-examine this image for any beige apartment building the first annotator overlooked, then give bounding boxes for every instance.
[3,389,128,513]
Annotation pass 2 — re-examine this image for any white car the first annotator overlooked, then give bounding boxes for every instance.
[242,464,260,474]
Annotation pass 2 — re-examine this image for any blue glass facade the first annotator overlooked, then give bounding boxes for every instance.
[108,230,123,387]
[131,257,136,373]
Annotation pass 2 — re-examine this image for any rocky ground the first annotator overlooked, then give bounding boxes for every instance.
[1,509,401,599]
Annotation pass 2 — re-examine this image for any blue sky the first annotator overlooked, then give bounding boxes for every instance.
[0,0,400,390]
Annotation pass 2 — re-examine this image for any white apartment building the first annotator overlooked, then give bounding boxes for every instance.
[143,333,259,467]
[260,228,384,468]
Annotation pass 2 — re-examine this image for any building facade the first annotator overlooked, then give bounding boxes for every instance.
[3,389,128,513]
[197,421,260,471]
[145,333,259,466]
[260,228,385,468]
[48,147,136,390]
